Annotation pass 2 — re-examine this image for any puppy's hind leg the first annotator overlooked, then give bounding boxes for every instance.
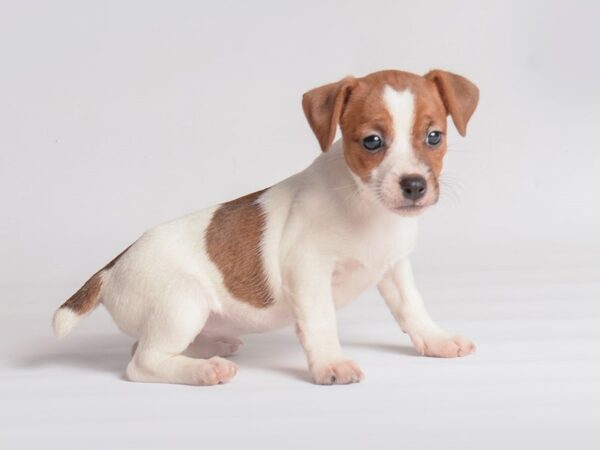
[126,286,238,386]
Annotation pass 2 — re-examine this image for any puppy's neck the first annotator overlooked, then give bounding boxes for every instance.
[311,140,399,221]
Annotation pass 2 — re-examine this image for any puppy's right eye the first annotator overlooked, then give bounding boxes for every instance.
[362,135,384,152]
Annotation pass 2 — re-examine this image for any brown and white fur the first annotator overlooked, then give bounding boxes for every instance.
[52,69,479,386]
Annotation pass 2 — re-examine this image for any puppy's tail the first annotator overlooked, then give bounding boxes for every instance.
[52,272,104,338]
[52,244,132,338]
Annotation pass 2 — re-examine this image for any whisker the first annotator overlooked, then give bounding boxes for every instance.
[438,176,462,205]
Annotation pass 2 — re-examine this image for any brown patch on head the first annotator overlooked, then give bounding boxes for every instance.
[424,70,479,137]
[410,77,451,180]
[302,77,356,152]
[339,70,445,182]
[205,190,273,308]
[412,70,479,181]
[337,74,395,181]
[302,69,478,184]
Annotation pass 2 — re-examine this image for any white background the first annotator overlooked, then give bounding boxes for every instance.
[1,1,599,449]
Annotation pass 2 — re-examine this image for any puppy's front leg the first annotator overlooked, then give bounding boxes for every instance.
[289,258,363,385]
[378,259,476,358]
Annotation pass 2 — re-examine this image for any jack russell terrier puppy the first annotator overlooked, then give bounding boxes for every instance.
[52,69,479,386]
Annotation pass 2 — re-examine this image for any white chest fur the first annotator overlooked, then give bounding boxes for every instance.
[330,216,418,308]
[258,143,419,314]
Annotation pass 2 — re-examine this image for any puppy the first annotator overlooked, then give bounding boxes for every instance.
[52,69,479,385]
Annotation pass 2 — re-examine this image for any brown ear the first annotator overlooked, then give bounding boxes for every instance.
[425,70,479,136]
[302,77,356,151]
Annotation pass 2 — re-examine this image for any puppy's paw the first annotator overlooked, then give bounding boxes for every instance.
[310,359,364,385]
[200,356,238,385]
[411,332,476,358]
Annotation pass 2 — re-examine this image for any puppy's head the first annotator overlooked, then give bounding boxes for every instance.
[302,70,479,215]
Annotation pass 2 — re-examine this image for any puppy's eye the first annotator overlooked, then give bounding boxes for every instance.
[362,135,384,152]
[426,131,443,147]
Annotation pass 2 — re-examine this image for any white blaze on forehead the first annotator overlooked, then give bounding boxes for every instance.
[378,85,425,176]
[383,86,415,157]
[367,86,433,209]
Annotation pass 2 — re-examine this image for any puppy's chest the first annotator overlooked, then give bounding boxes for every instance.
[331,244,397,286]
[340,218,416,266]
[329,255,389,309]
[330,221,416,297]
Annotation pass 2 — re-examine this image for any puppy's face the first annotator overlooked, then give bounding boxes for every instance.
[303,70,479,215]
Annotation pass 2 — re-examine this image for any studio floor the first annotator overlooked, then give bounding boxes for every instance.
[2,264,599,450]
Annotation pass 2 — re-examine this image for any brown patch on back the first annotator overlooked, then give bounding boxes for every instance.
[205,190,273,308]
[60,244,132,315]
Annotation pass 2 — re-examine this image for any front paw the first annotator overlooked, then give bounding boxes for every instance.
[411,332,476,358]
[310,359,364,385]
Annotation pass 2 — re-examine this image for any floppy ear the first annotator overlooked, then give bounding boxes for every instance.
[424,70,479,136]
[302,77,356,151]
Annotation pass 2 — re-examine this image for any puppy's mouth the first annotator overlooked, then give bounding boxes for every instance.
[392,204,428,216]
[395,204,425,211]
[376,197,432,216]
[390,195,439,215]
[391,188,440,216]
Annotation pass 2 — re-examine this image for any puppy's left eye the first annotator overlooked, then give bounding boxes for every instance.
[362,135,384,152]
[426,131,443,147]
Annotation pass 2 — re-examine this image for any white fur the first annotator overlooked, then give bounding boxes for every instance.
[384,86,415,159]
[372,86,437,210]
[52,308,79,339]
[54,87,474,385]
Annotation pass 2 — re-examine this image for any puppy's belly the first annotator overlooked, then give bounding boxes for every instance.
[203,260,376,337]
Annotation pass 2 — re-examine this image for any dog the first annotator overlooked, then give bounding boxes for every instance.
[52,69,479,386]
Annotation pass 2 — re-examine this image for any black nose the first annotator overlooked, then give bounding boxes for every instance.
[400,175,427,201]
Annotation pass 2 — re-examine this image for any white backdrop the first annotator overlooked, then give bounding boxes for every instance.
[2,2,600,450]
[1,0,599,287]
